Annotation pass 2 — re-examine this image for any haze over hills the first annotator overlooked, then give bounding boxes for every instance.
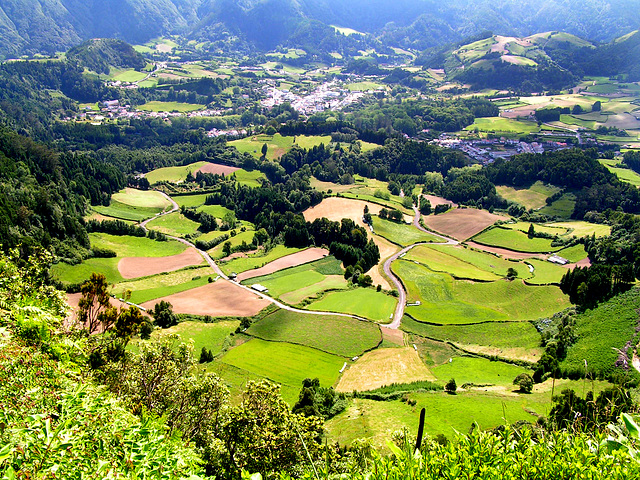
[1,0,640,57]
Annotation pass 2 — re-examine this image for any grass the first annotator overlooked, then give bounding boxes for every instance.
[228,134,331,161]
[562,287,640,378]
[404,244,525,281]
[147,320,239,357]
[431,356,530,385]
[395,260,569,325]
[232,169,265,188]
[145,162,208,185]
[145,212,200,237]
[197,204,234,218]
[137,101,204,113]
[372,217,440,246]
[401,317,541,352]
[240,255,345,298]
[502,221,568,236]
[464,117,540,134]
[280,277,348,305]
[344,82,384,91]
[495,181,561,210]
[173,194,210,208]
[88,233,186,258]
[599,159,640,187]
[92,188,172,221]
[525,259,568,285]
[110,69,147,83]
[220,338,345,389]
[52,257,122,285]
[555,244,588,263]
[246,309,381,357]
[472,227,561,253]
[305,288,397,323]
[209,230,256,260]
[115,266,217,304]
[538,192,576,218]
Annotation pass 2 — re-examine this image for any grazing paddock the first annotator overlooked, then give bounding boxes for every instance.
[422,208,504,241]
[371,216,441,246]
[551,221,611,238]
[336,348,436,392]
[525,259,567,285]
[555,244,589,263]
[237,247,329,281]
[118,247,203,279]
[472,227,562,253]
[89,233,185,258]
[394,260,569,324]
[145,212,200,237]
[401,316,543,363]
[221,338,345,388]
[465,241,546,260]
[141,280,270,317]
[195,163,239,176]
[305,288,396,323]
[148,320,239,357]
[247,309,381,357]
[145,162,208,184]
[173,193,209,208]
[431,356,530,386]
[495,182,561,210]
[53,258,123,285]
[220,244,301,274]
[93,188,172,221]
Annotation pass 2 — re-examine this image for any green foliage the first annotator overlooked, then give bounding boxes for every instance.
[444,378,457,394]
[67,38,146,75]
[152,300,178,329]
[292,378,347,420]
[513,373,534,393]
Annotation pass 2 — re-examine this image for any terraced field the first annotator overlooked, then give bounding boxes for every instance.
[472,227,562,253]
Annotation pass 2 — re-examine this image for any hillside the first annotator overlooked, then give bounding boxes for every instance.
[67,38,146,74]
[1,0,640,58]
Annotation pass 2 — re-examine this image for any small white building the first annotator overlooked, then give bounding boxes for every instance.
[548,254,569,265]
[251,284,268,293]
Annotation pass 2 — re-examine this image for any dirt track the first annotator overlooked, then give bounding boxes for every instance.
[118,247,204,279]
[237,247,329,282]
[141,281,270,317]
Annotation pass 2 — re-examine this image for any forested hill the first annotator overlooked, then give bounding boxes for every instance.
[1,0,639,57]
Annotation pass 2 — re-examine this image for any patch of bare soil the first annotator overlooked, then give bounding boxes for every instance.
[118,247,203,279]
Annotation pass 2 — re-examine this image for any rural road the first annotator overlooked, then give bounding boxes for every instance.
[381,207,458,329]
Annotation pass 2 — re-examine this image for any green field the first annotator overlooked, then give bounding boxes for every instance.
[247,309,381,357]
[525,259,567,285]
[395,260,569,325]
[240,255,346,301]
[464,117,540,134]
[501,221,568,236]
[197,204,234,218]
[210,230,257,260]
[145,212,200,237]
[562,287,640,378]
[372,217,440,246]
[305,288,396,323]
[233,169,266,188]
[138,101,204,113]
[555,244,588,263]
[229,134,331,160]
[405,244,529,281]
[401,316,541,353]
[472,227,561,253]
[432,356,530,385]
[88,233,186,258]
[115,266,217,304]
[52,257,123,285]
[495,182,561,210]
[147,320,239,357]
[538,192,576,218]
[93,188,171,221]
[145,162,208,184]
[599,159,640,187]
[344,82,384,91]
[221,338,345,389]
[110,69,147,83]
[173,194,210,208]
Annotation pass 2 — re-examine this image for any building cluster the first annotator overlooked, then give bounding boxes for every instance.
[260,80,366,114]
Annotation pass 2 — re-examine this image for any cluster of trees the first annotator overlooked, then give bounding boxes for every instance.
[560,264,635,308]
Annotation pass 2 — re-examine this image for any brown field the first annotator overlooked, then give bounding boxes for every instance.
[465,241,546,260]
[422,194,456,208]
[381,327,405,346]
[423,208,504,241]
[564,257,592,270]
[370,236,397,290]
[141,281,270,317]
[303,197,412,227]
[196,163,240,176]
[336,347,436,392]
[237,247,329,281]
[118,247,204,279]
[66,293,149,328]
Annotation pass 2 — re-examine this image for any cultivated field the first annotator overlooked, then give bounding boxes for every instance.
[141,280,270,317]
[196,163,239,176]
[422,208,504,240]
[337,348,435,392]
[305,288,396,323]
[138,101,204,113]
[303,197,385,227]
[118,247,204,279]
[495,182,561,210]
[371,216,440,246]
[247,309,381,357]
[237,247,329,281]
[229,134,331,160]
[145,162,208,184]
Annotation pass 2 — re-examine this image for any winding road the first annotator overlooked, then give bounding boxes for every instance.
[138,193,457,330]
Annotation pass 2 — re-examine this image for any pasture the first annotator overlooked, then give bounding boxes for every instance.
[336,348,435,392]
[305,288,396,323]
[145,162,208,184]
[93,188,171,221]
[89,232,185,258]
[145,212,200,237]
[422,208,504,241]
[137,101,204,113]
[220,338,345,390]
[525,259,567,285]
[401,317,543,362]
[148,320,239,357]
[431,356,529,386]
[246,309,381,357]
[52,257,122,285]
[472,227,561,253]
[173,193,210,208]
[555,244,589,263]
[371,216,440,246]
[394,260,569,324]
[538,192,576,218]
[236,247,330,281]
[599,159,640,187]
[464,117,540,134]
[495,181,561,210]
[228,134,331,160]
[210,230,257,261]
